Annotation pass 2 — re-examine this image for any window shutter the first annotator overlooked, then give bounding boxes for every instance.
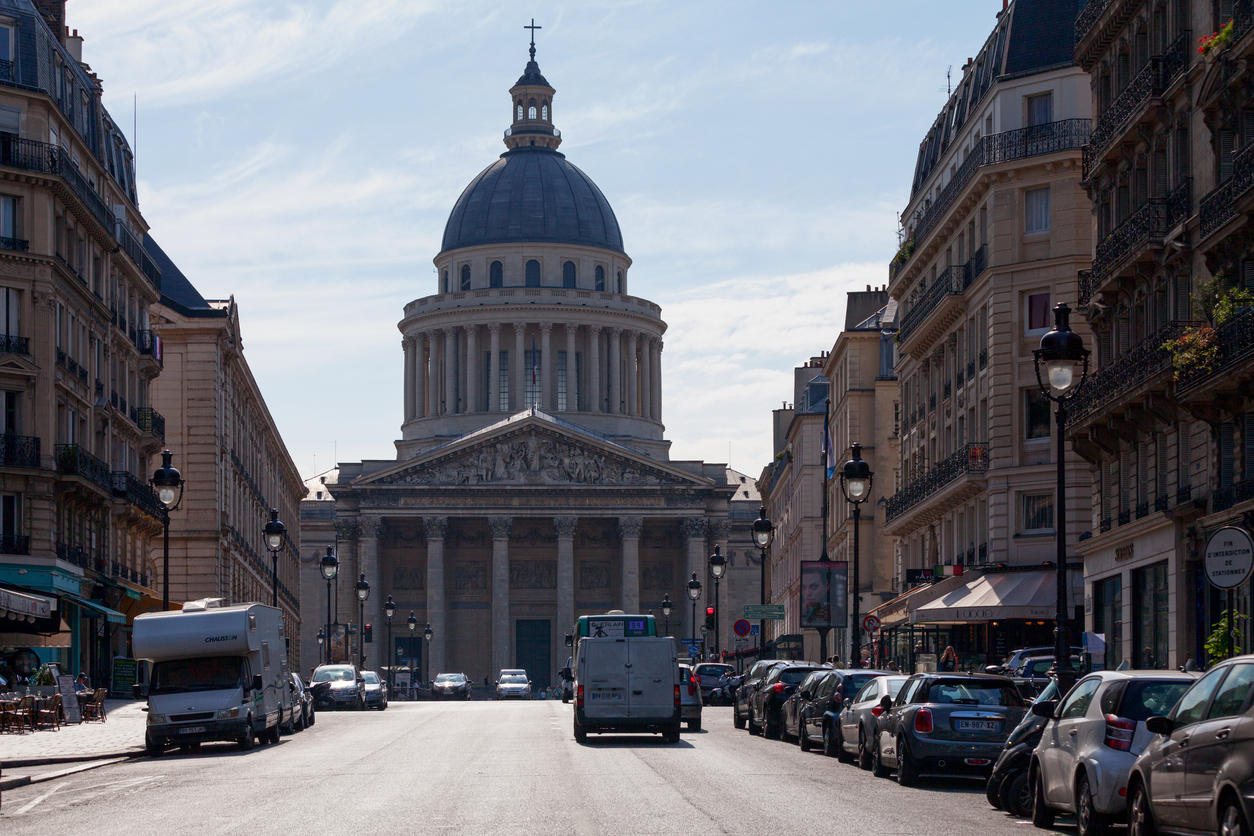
[1156,433,1169,500]
[1245,413,1254,482]
[1221,423,1236,488]
[1176,276,1192,320]
[1221,129,1236,180]
[1220,0,1235,29]
[1156,288,1169,329]
[1244,260,1254,292]
[1155,149,1168,198]
[1138,441,1149,507]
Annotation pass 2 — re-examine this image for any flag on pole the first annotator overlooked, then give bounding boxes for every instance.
[823,400,837,481]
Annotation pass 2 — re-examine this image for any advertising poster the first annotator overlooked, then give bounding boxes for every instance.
[799,560,848,629]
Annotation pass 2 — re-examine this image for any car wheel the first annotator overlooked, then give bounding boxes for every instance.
[1220,797,1250,836]
[1031,770,1055,829]
[1002,771,1033,819]
[687,719,701,732]
[747,708,760,735]
[895,736,918,787]
[664,724,681,744]
[266,723,281,745]
[1127,782,1156,836]
[799,721,811,752]
[238,719,255,752]
[145,732,165,758]
[835,727,854,764]
[857,729,872,770]
[573,718,587,743]
[764,710,780,740]
[871,735,890,778]
[733,704,746,729]
[987,771,1005,809]
[1076,774,1109,836]
[307,708,315,727]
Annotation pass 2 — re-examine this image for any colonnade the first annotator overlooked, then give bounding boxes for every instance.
[402,323,662,421]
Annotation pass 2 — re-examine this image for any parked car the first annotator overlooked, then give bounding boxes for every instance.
[987,678,1060,818]
[309,664,366,711]
[873,673,1027,786]
[734,660,786,729]
[837,674,909,765]
[432,672,471,700]
[496,673,532,700]
[693,663,735,703]
[362,671,389,710]
[1003,647,1084,676]
[289,672,314,730]
[1124,655,1254,836]
[678,664,703,731]
[782,670,831,745]
[1016,655,1083,682]
[1029,669,1197,835]
[749,663,828,739]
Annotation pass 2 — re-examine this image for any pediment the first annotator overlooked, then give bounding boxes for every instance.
[0,353,38,378]
[359,411,710,489]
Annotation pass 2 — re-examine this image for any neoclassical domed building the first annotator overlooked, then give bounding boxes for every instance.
[314,46,735,687]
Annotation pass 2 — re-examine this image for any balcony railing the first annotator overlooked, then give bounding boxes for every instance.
[1200,142,1254,241]
[137,407,166,443]
[885,442,989,523]
[1087,35,1190,167]
[55,443,113,492]
[899,263,971,344]
[0,236,28,252]
[1215,479,1254,513]
[1074,0,1113,45]
[0,433,40,469]
[0,334,28,355]
[1092,179,1190,283]
[1068,321,1193,426]
[0,534,30,555]
[1077,269,1097,306]
[893,120,1091,277]
[1178,306,1254,395]
[137,330,162,366]
[111,470,166,521]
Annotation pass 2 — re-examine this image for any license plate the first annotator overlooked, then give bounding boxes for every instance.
[956,719,1001,732]
[590,691,622,701]
[178,726,207,735]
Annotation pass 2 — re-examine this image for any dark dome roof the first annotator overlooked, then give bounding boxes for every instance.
[440,145,625,255]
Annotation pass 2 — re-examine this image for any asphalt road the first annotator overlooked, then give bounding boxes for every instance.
[0,703,1048,835]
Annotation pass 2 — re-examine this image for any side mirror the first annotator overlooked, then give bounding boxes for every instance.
[1031,700,1058,718]
[1145,715,1176,735]
[798,689,811,700]
[564,633,573,648]
[132,684,143,700]
[251,674,264,692]
[494,680,499,686]
[879,695,893,711]
[843,698,852,710]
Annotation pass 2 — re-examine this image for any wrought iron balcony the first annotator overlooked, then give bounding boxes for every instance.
[137,330,162,367]
[1178,307,1254,396]
[56,443,113,492]
[0,534,30,555]
[0,235,28,252]
[1078,269,1097,306]
[137,407,166,443]
[1155,494,1169,512]
[0,334,28,355]
[966,360,975,379]
[944,380,952,399]
[956,368,965,388]
[1178,484,1193,503]
[1199,142,1254,241]
[1215,479,1254,513]
[899,263,971,345]
[929,393,936,412]
[1074,0,1113,46]
[95,380,104,398]
[979,349,987,369]
[1067,320,1192,427]
[885,442,989,523]
[111,470,166,521]
[0,433,40,469]
[1100,517,1112,533]
[1091,179,1190,284]
[1087,35,1190,167]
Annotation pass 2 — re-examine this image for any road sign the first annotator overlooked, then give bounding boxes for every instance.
[1206,526,1254,589]
[687,644,700,657]
[749,624,760,636]
[862,614,881,635]
[744,604,786,620]
[733,619,751,637]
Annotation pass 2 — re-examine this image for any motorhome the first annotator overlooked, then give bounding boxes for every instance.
[132,599,291,755]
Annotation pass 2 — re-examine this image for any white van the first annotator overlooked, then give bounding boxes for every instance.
[133,599,291,755]
[573,635,681,743]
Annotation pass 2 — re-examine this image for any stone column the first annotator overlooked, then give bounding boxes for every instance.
[540,322,553,411]
[489,516,512,676]
[414,334,427,420]
[640,336,652,422]
[588,325,602,413]
[488,324,501,412]
[514,324,526,411]
[564,324,577,411]
[426,334,438,418]
[652,339,663,422]
[626,331,639,417]
[619,516,642,613]
[465,324,478,413]
[682,517,708,640]
[554,517,577,643]
[608,327,622,414]
[359,516,383,667]
[424,516,448,677]
[403,336,413,421]
[443,327,456,415]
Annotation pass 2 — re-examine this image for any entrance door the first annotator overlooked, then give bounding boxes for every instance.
[515,619,551,690]
[395,636,422,684]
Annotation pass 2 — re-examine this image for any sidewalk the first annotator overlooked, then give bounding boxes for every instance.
[0,699,146,769]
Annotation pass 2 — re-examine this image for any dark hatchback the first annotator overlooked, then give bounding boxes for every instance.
[734,660,787,730]
[750,664,829,740]
[784,669,887,754]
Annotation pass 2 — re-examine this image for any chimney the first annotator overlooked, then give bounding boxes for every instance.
[32,1,65,45]
[65,28,83,63]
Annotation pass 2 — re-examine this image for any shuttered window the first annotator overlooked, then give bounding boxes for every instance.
[1176,276,1192,320]
[1221,423,1236,489]
[1156,432,1169,502]
[1245,414,1254,482]
[1221,128,1236,181]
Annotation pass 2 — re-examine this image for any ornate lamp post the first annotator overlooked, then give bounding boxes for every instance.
[355,573,370,668]
[686,572,702,655]
[839,443,873,667]
[1033,302,1090,692]
[320,546,338,663]
[150,449,184,611]
[407,611,417,697]
[423,623,433,687]
[660,594,673,637]
[264,509,287,609]
[383,595,397,692]
[708,546,726,657]
[751,507,774,657]
[316,628,325,665]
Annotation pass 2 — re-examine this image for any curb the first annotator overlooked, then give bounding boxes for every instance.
[1,749,143,769]
[0,756,131,791]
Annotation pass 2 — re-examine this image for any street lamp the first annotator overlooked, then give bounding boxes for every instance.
[686,572,702,654]
[1033,302,1090,692]
[407,611,417,698]
[751,507,774,656]
[384,595,396,692]
[839,443,873,668]
[709,546,726,657]
[320,546,338,663]
[316,628,325,665]
[660,594,673,637]
[423,622,433,687]
[355,572,370,668]
[150,449,184,611]
[264,509,287,609]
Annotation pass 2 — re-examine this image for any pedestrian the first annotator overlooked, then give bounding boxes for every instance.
[939,646,958,671]
[74,672,91,694]
[829,655,841,668]
[886,660,899,672]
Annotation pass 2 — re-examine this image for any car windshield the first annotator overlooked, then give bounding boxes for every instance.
[150,656,244,695]
[781,668,825,685]
[842,674,878,695]
[362,672,379,684]
[436,674,464,683]
[927,680,1023,706]
[501,675,527,684]
[1119,680,1193,721]
[695,664,732,677]
[313,667,355,682]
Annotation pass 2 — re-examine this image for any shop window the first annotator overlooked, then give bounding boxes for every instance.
[1131,561,1168,669]
[1092,575,1122,671]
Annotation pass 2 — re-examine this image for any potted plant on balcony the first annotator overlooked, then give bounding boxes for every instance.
[1199,18,1235,58]
[1163,274,1253,378]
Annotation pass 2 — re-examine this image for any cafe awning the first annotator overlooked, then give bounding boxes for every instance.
[62,593,127,625]
[910,570,1078,624]
[869,571,977,628]
[0,586,55,620]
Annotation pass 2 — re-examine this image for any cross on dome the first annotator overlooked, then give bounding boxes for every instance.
[525,18,541,61]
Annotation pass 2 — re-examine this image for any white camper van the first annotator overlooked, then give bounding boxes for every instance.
[133,599,291,755]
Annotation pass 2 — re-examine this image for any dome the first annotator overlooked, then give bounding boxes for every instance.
[440,145,625,255]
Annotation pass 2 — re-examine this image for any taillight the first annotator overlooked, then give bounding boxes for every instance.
[674,684,681,707]
[914,708,933,734]
[576,684,584,708]
[773,683,786,694]
[1104,715,1135,751]
[871,705,884,717]
[688,681,697,697]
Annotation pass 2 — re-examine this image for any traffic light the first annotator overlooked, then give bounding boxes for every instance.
[364,623,373,643]
[704,606,715,632]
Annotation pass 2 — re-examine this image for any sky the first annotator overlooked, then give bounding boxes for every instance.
[68,0,1004,481]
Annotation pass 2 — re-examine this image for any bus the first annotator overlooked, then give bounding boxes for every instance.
[567,611,657,644]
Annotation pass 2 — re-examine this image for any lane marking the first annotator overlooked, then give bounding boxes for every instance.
[12,781,68,815]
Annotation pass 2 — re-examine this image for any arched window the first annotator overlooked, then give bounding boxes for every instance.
[528,98,537,119]
[525,259,541,287]
[616,271,623,294]
[516,103,523,121]
[542,103,548,121]
[562,261,576,288]
[490,261,503,288]
[595,265,605,291]
[442,269,449,293]
[460,264,471,291]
